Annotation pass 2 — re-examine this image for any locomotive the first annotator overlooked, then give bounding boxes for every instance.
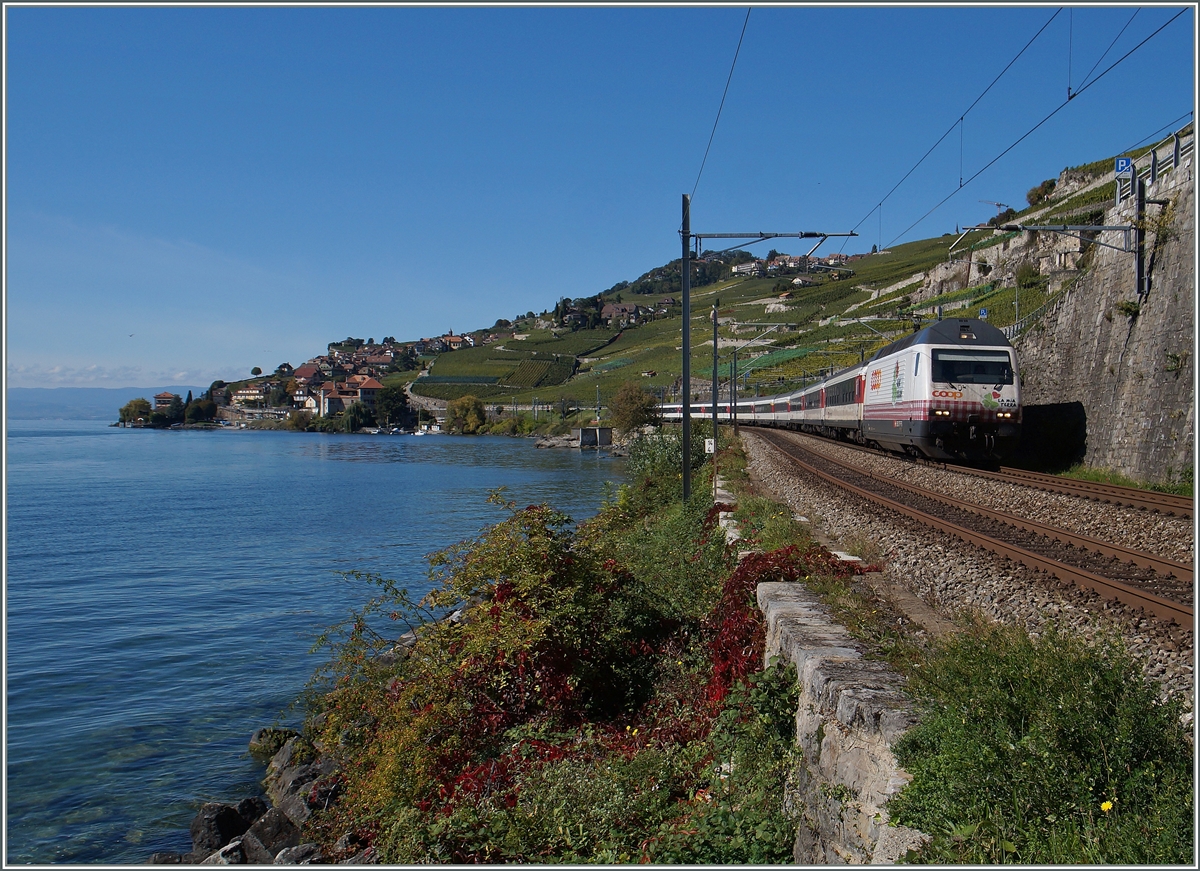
[661,317,1021,462]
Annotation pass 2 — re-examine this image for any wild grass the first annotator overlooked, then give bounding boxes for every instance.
[1059,462,1193,497]
[889,622,1193,865]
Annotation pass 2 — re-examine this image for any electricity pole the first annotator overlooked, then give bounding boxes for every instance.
[677,201,856,503]
[681,195,692,500]
[712,299,719,499]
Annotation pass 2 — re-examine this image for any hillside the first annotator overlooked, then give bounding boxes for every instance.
[406,122,1193,452]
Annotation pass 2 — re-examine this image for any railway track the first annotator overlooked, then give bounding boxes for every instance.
[988,467,1193,518]
[769,428,1193,518]
[756,429,1194,628]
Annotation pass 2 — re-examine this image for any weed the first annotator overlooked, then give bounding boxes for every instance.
[890,623,1193,864]
[1114,299,1140,319]
[1059,463,1191,496]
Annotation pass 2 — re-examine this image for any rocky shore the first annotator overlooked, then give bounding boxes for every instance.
[147,727,365,865]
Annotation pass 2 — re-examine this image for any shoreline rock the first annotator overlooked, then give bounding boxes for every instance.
[149,730,341,865]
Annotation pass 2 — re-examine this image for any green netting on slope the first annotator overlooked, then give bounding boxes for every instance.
[711,346,816,379]
[592,358,632,372]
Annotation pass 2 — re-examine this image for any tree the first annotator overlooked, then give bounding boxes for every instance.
[557,396,580,421]
[268,384,291,407]
[1016,262,1040,288]
[285,410,313,431]
[119,397,152,423]
[871,244,878,254]
[375,385,411,427]
[185,390,193,406]
[988,207,1018,227]
[185,399,217,423]
[341,402,375,432]
[608,381,659,434]
[251,367,263,376]
[1025,178,1057,207]
[166,394,186,424]
[446,395,487,434]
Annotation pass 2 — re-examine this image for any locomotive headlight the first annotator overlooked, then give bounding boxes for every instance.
[931,409,951,417]
[997,412,1012,419]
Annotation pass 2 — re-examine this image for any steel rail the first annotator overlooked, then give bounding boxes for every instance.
[842,454,1192,584]
[756,430,1193,627]
[993,466,1193,517]
[780,428,1193,518]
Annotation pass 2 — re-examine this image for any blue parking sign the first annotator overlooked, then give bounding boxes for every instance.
[979,308,988,319]
[1115,157,1133,178]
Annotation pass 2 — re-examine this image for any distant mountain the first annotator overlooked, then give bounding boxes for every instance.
[5,386,208,421]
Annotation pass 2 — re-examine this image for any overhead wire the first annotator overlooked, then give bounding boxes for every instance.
[1067,7,1073,99]
[882,6,1189,248]
[839,7,1063,251]
[1078,8,1138,93]
[1118,110,1194,156]
[690,7,752,202]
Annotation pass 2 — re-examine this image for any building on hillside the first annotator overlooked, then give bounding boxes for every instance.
[346,375,384,410]
[413,337,447,355]
[154,392,177,410]
[732,261,763,276]
[601,303,642,325]
[292,363,322,385]
[232,384,268,406]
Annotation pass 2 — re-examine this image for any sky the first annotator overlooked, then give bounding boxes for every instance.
[4,3,1195,389]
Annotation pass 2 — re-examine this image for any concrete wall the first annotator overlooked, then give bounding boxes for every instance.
[1014,144,1194,484]
[757,583,927,864]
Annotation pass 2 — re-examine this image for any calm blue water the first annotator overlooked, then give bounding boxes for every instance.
[5,420,626,864]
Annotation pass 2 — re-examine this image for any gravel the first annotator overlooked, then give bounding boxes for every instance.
[779,432,1193,563]
[741,430,1195,711]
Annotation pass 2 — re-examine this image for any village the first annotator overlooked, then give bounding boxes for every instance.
[117,247,877,432]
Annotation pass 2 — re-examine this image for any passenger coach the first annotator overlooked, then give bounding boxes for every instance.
[660,317,1021,463]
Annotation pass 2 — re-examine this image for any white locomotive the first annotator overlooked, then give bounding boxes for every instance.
[661,317,1021,462]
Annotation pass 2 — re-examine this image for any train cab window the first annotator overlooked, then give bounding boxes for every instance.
[914,353,920,377]
[931,350,1013,385]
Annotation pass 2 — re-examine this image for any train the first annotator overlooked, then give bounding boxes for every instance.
[661,317,1021,462]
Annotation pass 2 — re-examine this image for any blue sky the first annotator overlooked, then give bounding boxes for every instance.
[4,4,1195,388]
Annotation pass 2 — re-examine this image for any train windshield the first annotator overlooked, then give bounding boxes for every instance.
[931,349,1014,385]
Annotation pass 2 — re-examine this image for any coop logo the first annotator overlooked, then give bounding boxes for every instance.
[869,368,882,390]
[932,389,964,399]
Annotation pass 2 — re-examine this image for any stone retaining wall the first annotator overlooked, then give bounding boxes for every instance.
[1014,151,1195,484]
[757,582,927,864]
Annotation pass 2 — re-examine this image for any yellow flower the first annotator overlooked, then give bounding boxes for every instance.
[1100,800,1113,813]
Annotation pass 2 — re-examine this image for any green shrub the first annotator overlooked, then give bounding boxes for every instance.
[889,623,1193,864]
[644,659,800,864]
[732,494,810,552]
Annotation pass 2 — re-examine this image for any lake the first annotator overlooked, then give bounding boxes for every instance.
[4,420,626,863]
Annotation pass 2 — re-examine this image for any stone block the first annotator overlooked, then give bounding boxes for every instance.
[756,582,926,864]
